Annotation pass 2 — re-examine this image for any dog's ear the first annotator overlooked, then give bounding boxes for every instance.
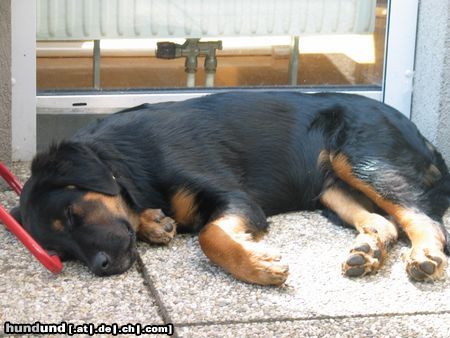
[31,142,120,196]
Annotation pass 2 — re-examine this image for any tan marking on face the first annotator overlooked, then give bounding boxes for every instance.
[52,219,64,232]
[331,153,445,250]
[83,192,124,214]
[198,215,288,286]
[73,192,137,227]
[170,189,198,226]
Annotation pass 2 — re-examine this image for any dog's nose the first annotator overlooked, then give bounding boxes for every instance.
[93,251,110,272]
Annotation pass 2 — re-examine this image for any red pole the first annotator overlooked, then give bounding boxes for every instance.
[0,162,63,273]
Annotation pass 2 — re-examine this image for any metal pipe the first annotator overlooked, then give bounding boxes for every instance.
[93,39,101,89]
[205,73,215,87]
[288,36,299,86]
[156,39,222,88]
[186,73,196,88]
[204,53,219,87]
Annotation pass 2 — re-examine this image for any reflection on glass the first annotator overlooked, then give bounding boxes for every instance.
[37,0,387,91]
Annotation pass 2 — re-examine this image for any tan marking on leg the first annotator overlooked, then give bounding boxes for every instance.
[321,187,397,244]
[395,209,447,281]
[395,210,445,249]
[330,154,392,210]
[331,153,447,281]
[321,187,398,277]
[198,215,288,286]
[137,209,176,244]
[171,189,198,226]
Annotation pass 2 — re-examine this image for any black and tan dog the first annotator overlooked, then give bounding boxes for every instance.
[13,92,450,285]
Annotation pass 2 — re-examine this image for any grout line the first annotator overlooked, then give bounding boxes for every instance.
[173,309,450,328]
[135,254,179,338]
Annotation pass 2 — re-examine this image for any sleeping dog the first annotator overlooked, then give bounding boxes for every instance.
[13,92,450,285]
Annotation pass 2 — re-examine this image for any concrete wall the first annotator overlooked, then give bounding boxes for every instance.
[412,0,450,163]
[0,0,12,167]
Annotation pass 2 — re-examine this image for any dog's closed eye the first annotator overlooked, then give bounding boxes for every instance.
[64,205,75,230]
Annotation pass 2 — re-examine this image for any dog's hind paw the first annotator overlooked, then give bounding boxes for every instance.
[404,247,447,282]
[342,233,384,277]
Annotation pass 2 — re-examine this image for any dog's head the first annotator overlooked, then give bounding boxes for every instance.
[15,142,137,276]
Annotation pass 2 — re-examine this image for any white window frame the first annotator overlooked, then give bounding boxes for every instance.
[382,0,419,116]
[12,0,418,160]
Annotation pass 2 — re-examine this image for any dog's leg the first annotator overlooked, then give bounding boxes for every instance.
[198,213,289,285]
[137,209,177,245]
[330,152,448,281]
[321,184,398,277]
[170,187,288,285]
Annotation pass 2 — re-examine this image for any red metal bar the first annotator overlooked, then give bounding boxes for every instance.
[0,205,63,273]
[0,162,63,274]
[0,162,22,194]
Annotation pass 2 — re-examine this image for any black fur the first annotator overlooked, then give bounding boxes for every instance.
[17,92,450,275]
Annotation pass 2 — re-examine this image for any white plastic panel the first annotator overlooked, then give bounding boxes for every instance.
[37,90,383,112]
[37,0,376,40]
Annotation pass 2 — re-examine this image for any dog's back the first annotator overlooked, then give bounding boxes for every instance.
[73,92,450,218]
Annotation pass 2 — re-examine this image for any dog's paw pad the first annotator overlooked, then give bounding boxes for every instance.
[419,261,435,275]
[342,235,383,278]
[159,217,176,234]
[346,254,366,266]
[353,243,370,253]
[345,266,366,277]
[163,221,174,233]
[405,249,447,282]
[138,217,177,245]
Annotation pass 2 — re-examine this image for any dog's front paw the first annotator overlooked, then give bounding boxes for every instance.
[138,209,177,244]
[342,233,384,277]
[404,247,447,282]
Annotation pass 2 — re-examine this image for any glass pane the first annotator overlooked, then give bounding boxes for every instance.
[36,0,387,91]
